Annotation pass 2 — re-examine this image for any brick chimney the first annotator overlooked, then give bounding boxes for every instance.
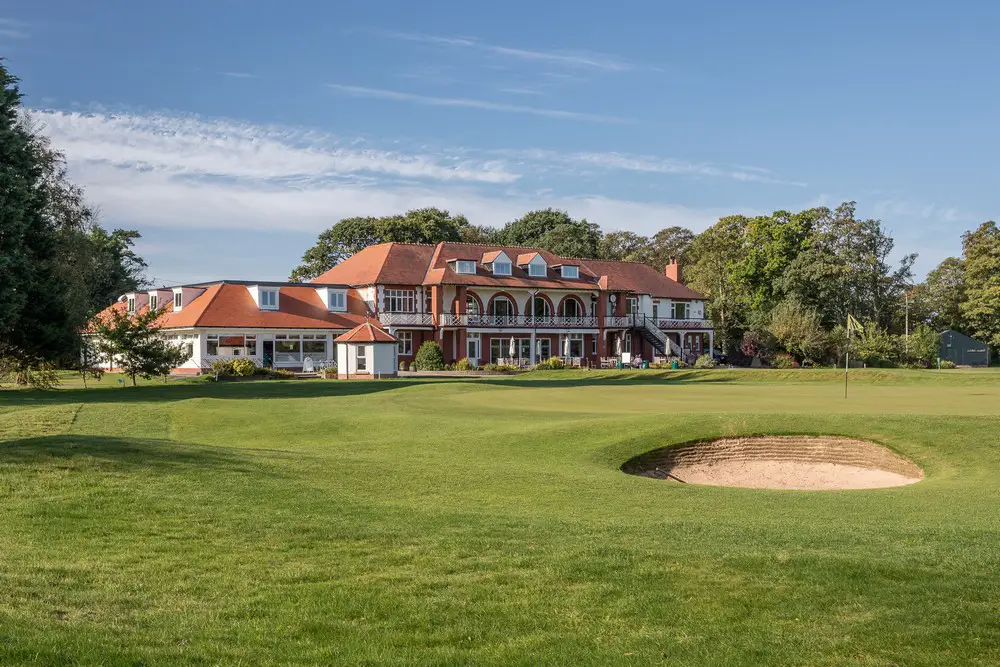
[665,257,682,284]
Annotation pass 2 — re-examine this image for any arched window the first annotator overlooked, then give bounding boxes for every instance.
[466,296,481,316]
[560,297,583,318]
[530,296,551,318]
[489,296,515,317]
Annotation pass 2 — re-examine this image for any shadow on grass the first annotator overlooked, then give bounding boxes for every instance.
[0,434,287,476]
[0,372,737,407]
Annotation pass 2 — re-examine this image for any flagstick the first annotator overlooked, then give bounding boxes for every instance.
[844,316,850,399]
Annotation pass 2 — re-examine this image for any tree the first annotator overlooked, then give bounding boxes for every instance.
[496,209,601,258]
[412,340,445,371]
[290,209,468,281]
[0,63,76,369]
[647,226,695,271]
[597,231,651,262]
[767,300,827,362]
[459,224,498,244]
[686,215,751,353]
[959,221,1000,350]
[906,324,940,366]
[852,322,899,367]
[90,307,187,386]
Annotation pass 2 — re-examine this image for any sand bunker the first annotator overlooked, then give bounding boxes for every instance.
[622,436,923,490]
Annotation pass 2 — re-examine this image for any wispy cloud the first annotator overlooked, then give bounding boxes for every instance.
[564,152,807,187]
[326,84,629,123]
[0,18,29,39]
[383,31,637,72]
[34,110,520,184]
[497,87,544,96]
[218,71,257,79]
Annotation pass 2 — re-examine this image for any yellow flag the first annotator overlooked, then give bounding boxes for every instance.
[847,314,864,333]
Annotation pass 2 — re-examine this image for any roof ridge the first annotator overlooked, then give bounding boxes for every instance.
[190,283,225,327]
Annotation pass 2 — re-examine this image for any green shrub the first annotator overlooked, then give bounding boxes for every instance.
[694,354,718,369]
[210,359,235,376]
[770,353,800,369]
[231,358,256,377]
[269,369,296,380]
[399,361,408,371]
[482,363,500,372]
[323,366,338,379]
[413,341,445,371]
[444,363,454,371]
[455,357,473,371]
[544,357,565,370]
[940,359,957,369]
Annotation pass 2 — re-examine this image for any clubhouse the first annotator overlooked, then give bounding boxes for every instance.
[94,242,714,374]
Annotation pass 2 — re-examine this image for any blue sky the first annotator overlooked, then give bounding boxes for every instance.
[4,0,998,284]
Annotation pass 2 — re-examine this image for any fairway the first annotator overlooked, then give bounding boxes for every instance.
[1,370,999,665]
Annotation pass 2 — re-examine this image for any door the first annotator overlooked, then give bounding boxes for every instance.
[467,337,480,365]
[262,340,274,368]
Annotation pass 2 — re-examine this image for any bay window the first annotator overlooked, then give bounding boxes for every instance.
[398,331,413,355]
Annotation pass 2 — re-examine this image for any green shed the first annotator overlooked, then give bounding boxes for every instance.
[939,330,990,367]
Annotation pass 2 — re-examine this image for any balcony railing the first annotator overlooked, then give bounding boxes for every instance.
[439,314,598,328]
[603,315,712,330]
[379,312,436,326]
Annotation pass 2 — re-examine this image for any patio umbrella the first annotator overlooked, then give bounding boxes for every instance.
[563,337,570,357]
[509,336,516,360]
[615,335,622,355]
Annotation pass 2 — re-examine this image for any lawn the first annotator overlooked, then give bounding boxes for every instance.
[1,369,999,665]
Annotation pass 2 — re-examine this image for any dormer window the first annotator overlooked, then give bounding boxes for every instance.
[260,289,279,310]
[456,260,477,275]
[328,290,346,311]
[149,294,158,311]
[174,291,183,309]
[127,296,136,313]
[561,265,579,279]
[493,261,512,276]
[528,263,546,277]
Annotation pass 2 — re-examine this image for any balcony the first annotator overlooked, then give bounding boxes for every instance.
[439,314,598,328]
[379,312,436,327]
[603,315,712,330]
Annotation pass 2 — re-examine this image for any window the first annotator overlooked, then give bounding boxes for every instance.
[356,345,367,371]
[384,289,415,313]
[466,334,480,361]
[207,335,219,355]
[624,332,632,354]
[127,297,136,313]
[174,291,183,309]
[456,260,477,274]
[528,263,546,277]
[530,297,550,318]
[398,331,413,355]
[302,334,326,356]
[592,337,597,355]
[626,297,638,315]
[671,301,690,319]
[561,298,582,318]
[536,338,551,361]
[492,261,512,276]
[489,296,515,317]
[561,265,579,279]
[328,291,346,311]
[149,294,158,311]
[466,296,481,316]
[260,289,278,310]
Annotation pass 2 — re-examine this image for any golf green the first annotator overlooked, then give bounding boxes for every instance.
[1,369,998,665]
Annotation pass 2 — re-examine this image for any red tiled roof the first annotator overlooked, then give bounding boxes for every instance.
[424,243,599,290]
[516,252,541,265]
[480,250,507,264]
[334,322,397,343]
[90,284,372,331]
[312,243,437,286]
[577,259,704,299]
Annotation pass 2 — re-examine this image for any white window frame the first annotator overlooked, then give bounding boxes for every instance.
[398,331,413,356]
[627,297,638,315]
[174,291,183,309]
[528,263,546,277]
[260,289,279,310]
[356,345,367,371]
[127,296,136,313]
[492,261,512,276]
[671,301,690,320]
[490,296,515,317]
[569,333,585,358]
[561,265,579,279]
[149,294,158,311]
[456,260,477,275]
[384,289,416,313]
[328,291,346,312]
[561,298,582,318]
